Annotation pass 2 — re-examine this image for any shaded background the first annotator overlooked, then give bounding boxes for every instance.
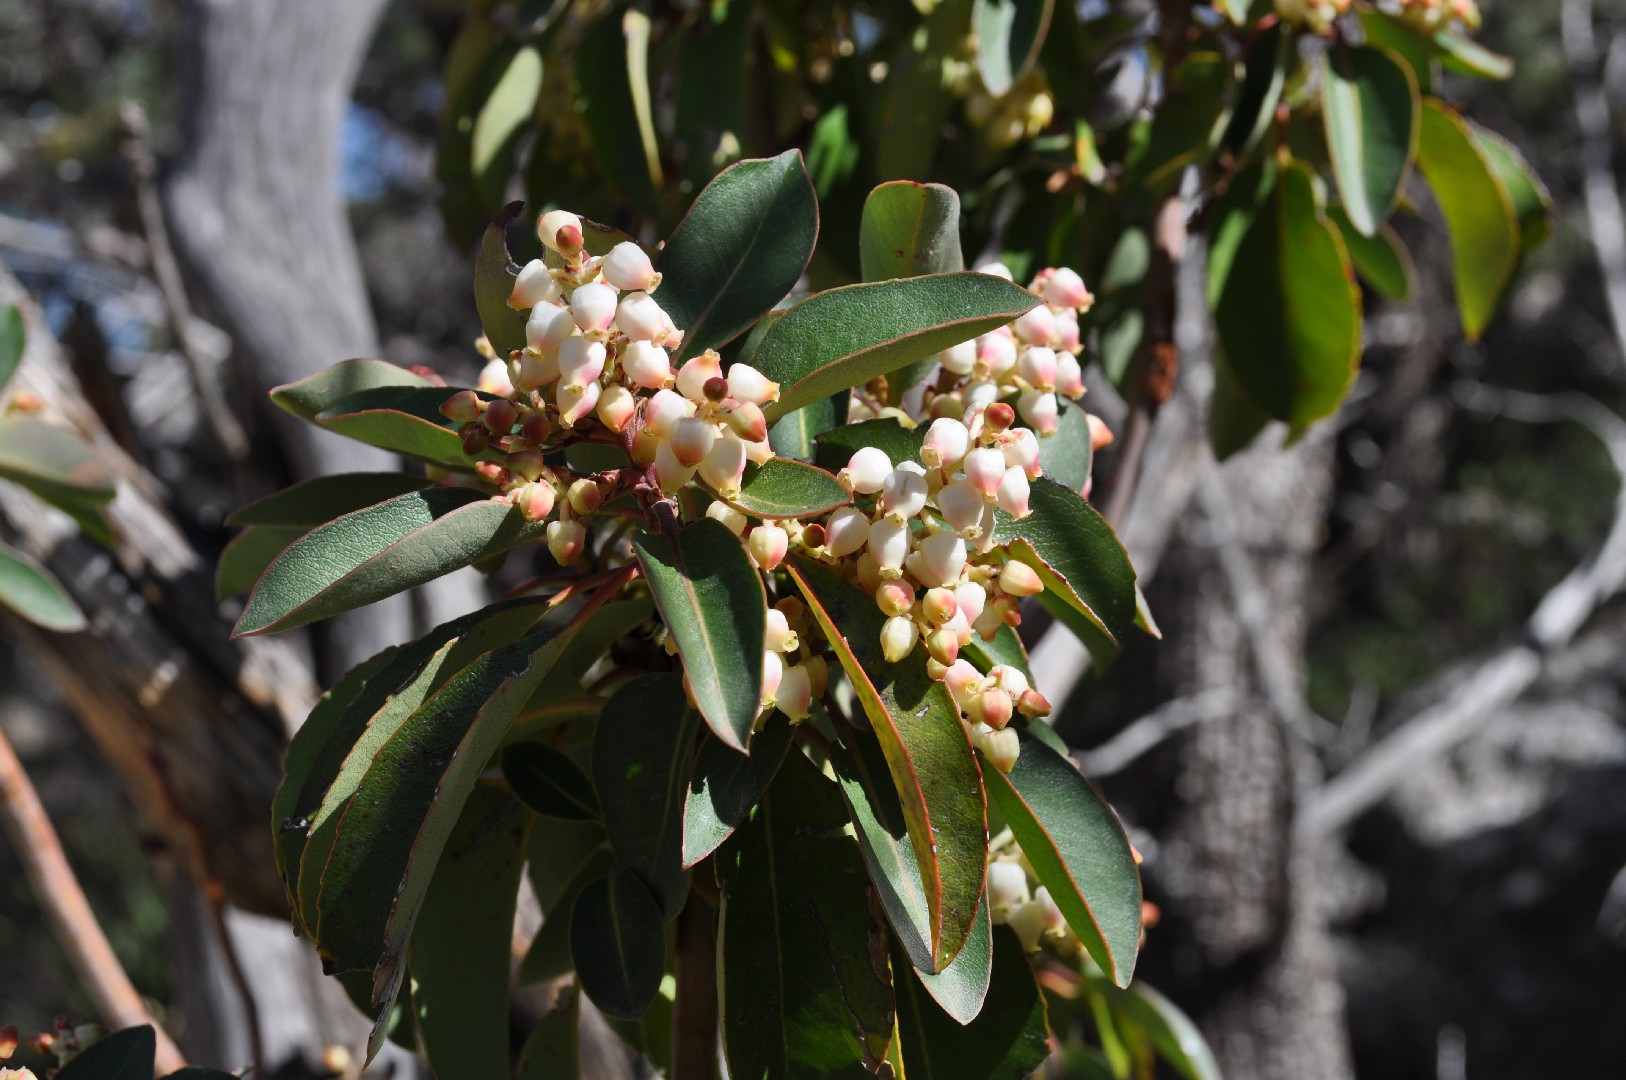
[1,1,1624,1077]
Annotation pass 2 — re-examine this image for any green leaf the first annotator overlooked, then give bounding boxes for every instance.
[473,202,532,359]
[757,274,1040,422]
[1329,207,1415,302]
[472,46,543,194]
[579,9,663,217]
[683,714,794,867]
[1208,347,1273,460]
[673,0,752,188]
[993,478,1137,668]
[973,0,1055,97]
[1435,30,1513,81]
[592,673,700,916]
[718,751,896,1079]
[1359,10,1436,93]
[217,525,304,603]
[657,151,818,361]
[1472,127,1553,253]
[0,416,115,507]
[874,0,972,181]
[55,1025,154,1079]
[570,867,668,1019]
[982,726,1141,986]
[1222,24,1287,160]
[234,488,550,636]
[1212,159,1361,424]
[1416,97,1519,341]
[1088,977,1222,1080]
[632,519,765,751]
[410,783,531,1080]
[813,418,924,475]
[769,393,847,462]
[892,928,1050,1079]
[709,457,851,520]
[861,182,966,283]
[313,386,494,468]
[788,559,986,972]
[0,305,22,394]
[505,742,601,820]
[1124,53,1230,192]
[961,623,1029,679]
[272,358,433,424]
[521,848,615,985]
[0,541,85,632]
[517,996,581,1080]
[806,103,861,199]
[1036,400,1092,494]
[228,473,431,527]
[1321,45,1419,237]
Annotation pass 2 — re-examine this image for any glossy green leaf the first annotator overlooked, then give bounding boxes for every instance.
[1212,159,1361,424]
[473,202,531,359]
[579,9,663,216]
[788,558,986,972]
[709,457,851,520]
[436,13,512,246]
[861,182,965,282]
[1124,53,1230,192]
[0,416,115,507]
[806,103,860,199]
[1088,976,1221,1080]
[982,726,1141,986]
[0,541,85,632]
[1036,400,1092,494]
[657,151,818,361]
[1473,127,1553,253]
[593,673,699,916]
[472,47,542,189]
[505,742,601,820]
[55,1025,153,1079]
[234,488,549,636]
[673,0,751,188]
[1435,30,1513,81]
[813,417,924,475]
[228,473,431,527]
[570,867,667,1019]
[769,392,847,462]
[632,519,765,750]
[1322,45,1419,237]
[718,751,896,1079]
[1416,98,1519,341]
[1222,24,1287,159]
[874,0,971,181]
[757,274,1040,422]
[994,477,1137,667]
[410,783,531,1080]
[0,305,22,394]
[893,927,1050,1078]
[272,358,433,424]
[217,525,304,603]
[517,995,581,1080]
[313,386,493,468]
[1209,347,1273,461]
[683,714,794,867]
[1359,10,1436,93]
[521,848,615,985]
[1330,207,1415,302]
[974,0,1055,97]
[961,623,1029,679]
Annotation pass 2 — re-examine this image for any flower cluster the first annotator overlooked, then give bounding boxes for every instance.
[1272,0,1352,33]
[1386,0,1480,32]
[988,852,1071,952]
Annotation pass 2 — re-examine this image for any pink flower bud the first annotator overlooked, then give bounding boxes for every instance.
[596,384,637,433]
[867,518,910,576]
[509,259,560,309]
[725,401,768,442]
[506,448,545,481]
[699,434,748,496]
[925,627,960,665]
[841,446,892,494]
[880,615,918,663]
[874,580,914,617]
[910,530,966,588]
[621,340,672,389]
[547,518,586,563]
[558,337,607,391]
[748,523,789,572]
[643,388,696,436]
[1055,309,1082,353]
[1003,427,1042,479]
[483,397,519,434]
[881,468,928,521]
[977,333,1018,376]
[570,282,619,333]
[1013,304,1057,347]
[522,411,553,447]
[568,478,603,516]
[556,380,601,427]
[777,663,813,721]
[440,389,482,424]
[988,860,1030,920]
[676,351,724,402]
[1017,347,1057,391]
[765,606,799,652]
[1017,688,1053,718]
[943,659,984,708]
[1055,351,1084,398]
[989,665,1029,697]
[823,506,870,558]
[460,422,490,456]
[998,560,1043,597]
[1087,413,1115,450]
[1042,266,1092,310]
[855,551,883,592]
[940,339,978,376]
[538,209,582,254]
[970,687,1013,729]
[514,349,558,392]
[478,357,514,397]
[705,501,747,535]
[922,587,958,626]
[672,418,720,471]
[601,241,658,291]
[963,447,1007,497]
[512,480,556,522]
[1018,389,1059,435]
[997,466,1031,518]
[727,365,780,406]
[753,648,783,708]
[922,417,970,470]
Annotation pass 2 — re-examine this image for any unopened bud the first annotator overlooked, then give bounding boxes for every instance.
[925,627,960,665]
[546,518,586,563]
[880,615,918,663]
[440,389,482,424]
[761,650,783,704]
[841,447,892,495]
[922,587,958,626]
[460,422,490,456]
[601,241,658,292]
[985,401,1017,432]
[705,499,748,535]
[747,523,789,572]
[996,466,1031,518]
[727,365,780,406]
[676,351,724,402]
[506,448,545,481]
[1017,688,1053,718]
[854,550,882,591]
[522,411,553,445]
[567,478,603,516]
[998,560,1044,597]
[777,663,812,721]
[802,655,829,697]
[981,726,1020,774]
[703,375,729,402]
[483,397,518,434]
[510,258,560,309]
[874,580,914,617]
[621,341,673,390]
[538,209,583,253]
[699,435,748,496]
[1087,413,1114,450]
[800,522,827,550]
[512,481,556,522]
[725,401,768,442]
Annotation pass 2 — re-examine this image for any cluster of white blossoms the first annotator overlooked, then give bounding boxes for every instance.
[988,852,1071,952]
[1272,0,1352,33]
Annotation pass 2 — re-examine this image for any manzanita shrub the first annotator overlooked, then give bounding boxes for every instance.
[228,155,1220,1078]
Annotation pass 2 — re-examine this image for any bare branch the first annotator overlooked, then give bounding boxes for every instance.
[1076,688,1236,776]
